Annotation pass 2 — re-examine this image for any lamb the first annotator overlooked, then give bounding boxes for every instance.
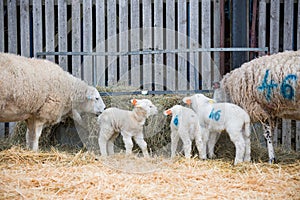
[214,50,300,163]
[0,53,106,151]
[98,99,158,157]
[163,105,207,159]
[183,94,251,165]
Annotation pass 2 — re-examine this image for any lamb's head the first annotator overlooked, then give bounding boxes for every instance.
[80,86,106,115]
[163,105,182,116]
[131,99,158,117]
[183,94,216,110]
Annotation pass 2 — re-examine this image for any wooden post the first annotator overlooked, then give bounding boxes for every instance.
[20,0,30,57]
[83,0,93,85]
[190,0,200,90]
[297,0,300,152]
[45,0,55,62]
[96,0,106,86]
[58,0,68,71]
[201,0,211,89]
[130,0,140,88]
[32,0,43,56]
[258,0,266,57]
[282,0,294,151]
[250,0,257,59]
[220,0,225,76]
[143,0,153,90]
[119,0,129,86]
[213,0,221,83]
[166,0,175,91]
[72,0,81,79]
[154,0,164,90]
[178,0,187,90]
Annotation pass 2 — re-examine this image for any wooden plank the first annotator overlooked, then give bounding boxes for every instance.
[178,0,187,90]
[201,0,211,89]
[32,0,43,56]
[143,0,153,90]
[96,0,106,86]
[0,123,4,137]
[72,0,81,79]
[83,0,93,84]
[0,0,4,51]
[258,0,266,57]
[20,0,30,57]
[45,0,55,62]
[58,0,68,71]
[190,0,200,90]
[166,0,175,91]
[154,0,164,90]
[119,0,129,86]
[130,0,140,88]
[269,0,280,54]
[107,0,117,86]
[281,0,294,150]
[7,0,18,53]
[296,121,300,151]
[213,0,220,84]
[220,0,225,76]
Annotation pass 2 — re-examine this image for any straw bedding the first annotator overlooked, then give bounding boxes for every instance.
[0,146,299,199]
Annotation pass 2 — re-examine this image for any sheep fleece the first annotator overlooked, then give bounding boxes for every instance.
[220,50,300,122]
[0,53,93,124]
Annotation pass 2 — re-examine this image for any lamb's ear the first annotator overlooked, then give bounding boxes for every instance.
[131,99,138,106]
[183,97,192,105]
[208,99,216,104]
[163,109,172,116]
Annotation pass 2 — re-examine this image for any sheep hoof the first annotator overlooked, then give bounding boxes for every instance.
[269,158,276,164]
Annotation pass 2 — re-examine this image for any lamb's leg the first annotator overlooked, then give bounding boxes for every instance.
[98,131,109,156]
[170,130,180,158]
[25,118,44,151]
[263,121,276,163]
[200,129,210,160]
[107,140,114,155]
[194,135,205,160]
[133,134,149,158]
[122,134,133,155]
[228,131,245,165]
[207,132,220,159]
[181,138,192,159]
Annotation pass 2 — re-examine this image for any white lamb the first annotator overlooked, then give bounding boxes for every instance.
[183,94,251,165]
[98,99,158,157]
[163,105,207,159]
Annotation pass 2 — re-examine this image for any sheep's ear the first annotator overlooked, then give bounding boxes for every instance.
[183,97,191,105]
[163,109,172,116]
[131,99,138,106]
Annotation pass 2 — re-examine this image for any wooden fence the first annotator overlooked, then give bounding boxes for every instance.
[0,0,299,151]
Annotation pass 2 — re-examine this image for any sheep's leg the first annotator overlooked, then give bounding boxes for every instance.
[263,121,276,163]
[194,136,205,160]
[171,130,180,158]
[243,135,251,162]
[25,118,44,151]
[107,140,114,155]
[228,131,245,165]
[181,138,192,159]
[200,129,210,160]
[207,132,220,159]
[133,134,149,158]
[122,134,133,155]
[98,131,109,156]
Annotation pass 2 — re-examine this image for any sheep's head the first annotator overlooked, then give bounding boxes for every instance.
[163,105,182,116]
[183,94,215,110]
[83,87,106,115]
[131,99,158,117]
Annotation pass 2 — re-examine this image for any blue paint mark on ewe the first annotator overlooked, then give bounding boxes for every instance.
[209,108,221,121]
[280,74,297,100]
[257,69,278,101]
[173,115,179,127]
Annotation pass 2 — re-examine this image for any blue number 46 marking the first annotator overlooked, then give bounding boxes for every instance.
[257,69,278,101]
[209,108,221,121]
